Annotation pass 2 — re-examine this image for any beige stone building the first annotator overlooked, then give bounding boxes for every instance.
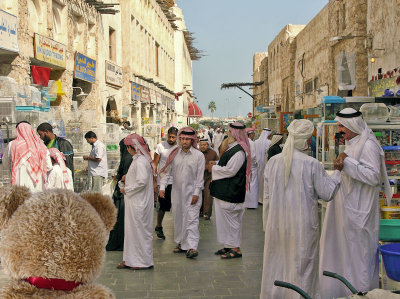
[252,52,268,116]
[0,0,194,137]
[367,0,400,97]
[254,0,374,114]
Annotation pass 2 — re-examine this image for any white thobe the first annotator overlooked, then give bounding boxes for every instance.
[212,141,246,248]
[261,150,340,299]
[123,154,154,268]
[3,142,52,192]
[319,136,382,299]
[47,164,74,191]
[213,132,224,153]
[244,138,258,208]
[255,138,271,203]
[160,147,205,250]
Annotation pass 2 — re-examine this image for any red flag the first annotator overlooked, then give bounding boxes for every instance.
[30,65,51,87]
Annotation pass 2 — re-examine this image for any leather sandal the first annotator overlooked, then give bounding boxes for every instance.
[221,250,242,259]
[186,249,198,258]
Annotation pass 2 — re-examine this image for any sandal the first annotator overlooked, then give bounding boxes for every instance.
[214,248,231,255]
[221,250,242,259]
[116,262,131,269]
[204,215,210,220]
[173,245,187,253]
[186,249,198,258]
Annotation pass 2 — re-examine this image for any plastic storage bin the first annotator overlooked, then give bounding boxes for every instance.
[378,243,400,282]
[360,103,389,123]
[380,219,400,241]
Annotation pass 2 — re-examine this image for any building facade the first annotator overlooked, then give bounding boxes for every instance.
[253,0,380,113]
[0,0,193,137]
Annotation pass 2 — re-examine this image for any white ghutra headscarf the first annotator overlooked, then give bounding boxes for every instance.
[335,108,392,203]
[282,119,314,186]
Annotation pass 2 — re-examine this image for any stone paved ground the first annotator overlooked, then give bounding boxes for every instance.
[0,207,265,299]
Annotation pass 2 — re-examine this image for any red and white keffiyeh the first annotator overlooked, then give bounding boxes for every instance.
[10,123,48,186]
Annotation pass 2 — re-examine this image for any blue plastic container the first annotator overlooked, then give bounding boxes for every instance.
[378,243,400,282]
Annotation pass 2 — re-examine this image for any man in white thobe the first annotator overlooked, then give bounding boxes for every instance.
[209,122,251,259]
[213,128,225,153]
[319,108,392,299]
[260,119,341,299]
[117,134,155,270]
[255,128,272,203]
[160,127,205,258]
[244,127,258,209]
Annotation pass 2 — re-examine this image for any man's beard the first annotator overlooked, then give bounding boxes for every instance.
[43,136,51,144]
[167,140,176,145]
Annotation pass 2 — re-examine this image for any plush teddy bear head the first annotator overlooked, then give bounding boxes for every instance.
[0,186,117,298]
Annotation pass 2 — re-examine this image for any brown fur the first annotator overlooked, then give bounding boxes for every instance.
[0,188,116,298]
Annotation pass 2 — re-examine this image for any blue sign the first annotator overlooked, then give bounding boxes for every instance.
[74,52,96,83]
[131,82,141,101]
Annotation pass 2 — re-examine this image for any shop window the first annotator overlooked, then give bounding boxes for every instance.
[109,27,116,61]
[304,80,313,94]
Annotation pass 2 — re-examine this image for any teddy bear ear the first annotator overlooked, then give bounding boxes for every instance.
[0,185,31,230]
[79,192,117,231]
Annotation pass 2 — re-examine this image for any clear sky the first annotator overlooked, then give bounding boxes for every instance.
[176,0,328,118]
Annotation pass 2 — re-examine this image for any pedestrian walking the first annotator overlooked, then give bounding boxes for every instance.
[37,122,74,176]
[244,127,258,209]
[106,138,133,251]
[209,122,250,259]
[199,137,218,220]
[47,148,74,191]
[319,108,392,299]
[83,131,108,193]
[255,128,272,203]
[260,119,341,299]
[153,127,178,239]
[267,133,283,161]
[3,121,52,192]
[117,134,155,270]
[160,127,205,258]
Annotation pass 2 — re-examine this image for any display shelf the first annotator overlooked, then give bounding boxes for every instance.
[386,161,400,165]
[388,176,400,180]
[369,124,400,130]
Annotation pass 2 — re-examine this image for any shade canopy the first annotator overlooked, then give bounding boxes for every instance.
[188,102,203,117]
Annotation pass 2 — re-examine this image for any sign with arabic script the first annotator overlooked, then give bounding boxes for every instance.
[74,52,96,83]
[105,60,122,87]
[131,82,141,101]
[34,33,66,68]
[368,77,397,97]
[0,9,18,53]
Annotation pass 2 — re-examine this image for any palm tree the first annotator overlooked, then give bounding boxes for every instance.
[208,100,216,119]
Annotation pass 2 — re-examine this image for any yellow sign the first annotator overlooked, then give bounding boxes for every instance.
[34,33,66,68]
[368,77,397,97]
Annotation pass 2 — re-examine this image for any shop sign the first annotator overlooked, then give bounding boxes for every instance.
[156,92,162,104]
[368,76,397,97]
[140,86,150,103]
[149,89,156,103]
[74,52,96,83]
[0,9,18,53]
[131,82,141,101]
[34,33,66,68]
[105,60,122,87]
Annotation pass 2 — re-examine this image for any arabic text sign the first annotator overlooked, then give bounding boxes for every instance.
[131,82,141,101]
[368,77,397,97]
[34,33,66,68]
[105,60,122,87]
[0,9,18,53]
[74,52,96,83]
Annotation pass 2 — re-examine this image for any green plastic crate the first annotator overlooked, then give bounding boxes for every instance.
[380,219,400,241]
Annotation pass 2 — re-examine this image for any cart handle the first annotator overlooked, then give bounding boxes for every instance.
[274,281,312,299]
[322,271,359,294]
